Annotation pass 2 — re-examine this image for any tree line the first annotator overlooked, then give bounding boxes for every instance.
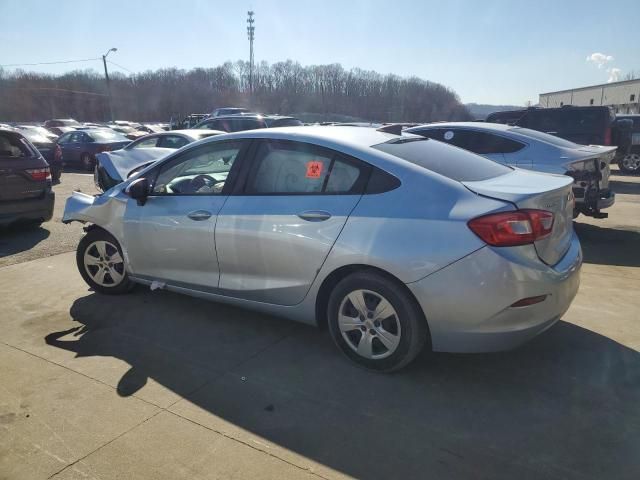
[0,60,471,123]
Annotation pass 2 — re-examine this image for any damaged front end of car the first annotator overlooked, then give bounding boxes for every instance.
[565,148,616,219]
[62,189,128,240]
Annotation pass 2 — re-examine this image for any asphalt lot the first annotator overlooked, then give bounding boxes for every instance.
[0,167,639,479]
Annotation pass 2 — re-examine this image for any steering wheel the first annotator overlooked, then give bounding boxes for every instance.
[188,174,217,193]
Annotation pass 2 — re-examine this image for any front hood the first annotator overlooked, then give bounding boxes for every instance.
[97,147,173,182]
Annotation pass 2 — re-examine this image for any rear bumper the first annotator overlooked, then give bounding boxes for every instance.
[0,191,55,226]
[406,232,582,353]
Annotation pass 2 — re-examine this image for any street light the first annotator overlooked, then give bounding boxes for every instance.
[102,48,117,122]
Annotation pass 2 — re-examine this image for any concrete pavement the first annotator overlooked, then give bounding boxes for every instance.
[0,169,639,479]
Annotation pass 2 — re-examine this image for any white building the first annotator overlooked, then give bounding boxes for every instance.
[539,79,640,114]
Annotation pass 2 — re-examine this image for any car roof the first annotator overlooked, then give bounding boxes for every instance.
[408,122,514,133]
[158,129,225,137]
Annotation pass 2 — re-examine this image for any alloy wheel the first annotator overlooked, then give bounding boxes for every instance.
[83,240,125,287]
[621,153,640,172]
[338,289,401,360]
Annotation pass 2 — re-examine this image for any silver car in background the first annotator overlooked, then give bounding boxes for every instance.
[63,126,581,371]
[406,122,617,218]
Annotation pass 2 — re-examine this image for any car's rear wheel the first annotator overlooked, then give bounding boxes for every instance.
[619,153,640,174]
[76,228,134,295]
[81,153,94,171]
[327,271,429,372]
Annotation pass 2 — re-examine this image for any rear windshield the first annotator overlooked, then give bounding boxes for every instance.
[372,138,512,182]
[508,127,578,148]
[0,132,34,158]
[88,130,129,142]
[20,129,52,144]
[266,118,303,127]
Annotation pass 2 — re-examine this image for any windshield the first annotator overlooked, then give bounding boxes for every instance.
[373,137,512,182]
[509,127,580,148]
[87,130,129,142]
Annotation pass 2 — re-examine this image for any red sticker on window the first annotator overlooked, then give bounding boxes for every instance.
[306,161,324,178]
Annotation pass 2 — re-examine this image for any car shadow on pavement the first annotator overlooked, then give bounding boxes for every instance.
[609,179,640,195]
[0,225,50,258]
[44,290,640,479]
[574,222,640,267]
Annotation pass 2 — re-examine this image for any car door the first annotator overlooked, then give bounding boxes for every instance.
[122,139,248,288]
[215,139,368,305]
[58,132,77,163]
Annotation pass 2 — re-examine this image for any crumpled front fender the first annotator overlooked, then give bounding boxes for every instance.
[62,190,128,242]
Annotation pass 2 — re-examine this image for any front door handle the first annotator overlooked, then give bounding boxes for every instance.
[187,210,212,221]
[297,210,331,222]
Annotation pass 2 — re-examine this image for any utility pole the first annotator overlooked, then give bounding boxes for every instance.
[247,11,255,102]
[102,48,117,122]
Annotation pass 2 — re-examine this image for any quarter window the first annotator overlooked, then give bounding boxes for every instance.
[152,141,243,195]
[245,140,365,194]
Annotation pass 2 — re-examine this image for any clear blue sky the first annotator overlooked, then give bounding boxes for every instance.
[1,0,638,105]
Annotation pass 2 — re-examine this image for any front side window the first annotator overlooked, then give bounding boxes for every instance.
[245,140,364,194]
[57,132,72,144]
[152,141,243,195]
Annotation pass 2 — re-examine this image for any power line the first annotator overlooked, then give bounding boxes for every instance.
[0,58,100,68]
[107,60,134,74]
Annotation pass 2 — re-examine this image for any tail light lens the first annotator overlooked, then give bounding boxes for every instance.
[468,209,554,246]
[98,145,112,153]
[54,144,62,161]
[604,127,612,145]
[26,167,52,182]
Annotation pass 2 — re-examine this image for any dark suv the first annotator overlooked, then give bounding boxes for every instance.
[486,106,616,146]
[614,115,640,173]
[0,129,55,227]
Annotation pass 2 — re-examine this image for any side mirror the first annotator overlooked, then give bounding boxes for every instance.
[125,177,150,206]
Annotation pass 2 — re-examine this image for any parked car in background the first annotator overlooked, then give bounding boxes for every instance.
[18,127,62,182]
[263,116,303,128]
[194,114,267,132]
[171,114,209,130]
[614,115,640,174]
[0,128,54,227]
[44,118,81,136]
[64,126,581,371]
[485,106,616,146]
[108,124,146,140]
[136,124,165,134]
[211,107,250,117]
[57,129,130,171]
[406,122,617,218]
[17,125,59,142]
[94,129,225,191]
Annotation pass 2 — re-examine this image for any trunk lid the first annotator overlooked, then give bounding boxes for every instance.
[463,169,575,266]
[570,145,617,190]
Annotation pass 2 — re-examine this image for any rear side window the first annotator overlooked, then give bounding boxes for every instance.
[157,136,189,149]
[508,127,578,148]
[372,138,511,182]
[245,140,366,194]
[231,119,265,132]
[0,133,33,158]
[412,129,525,154]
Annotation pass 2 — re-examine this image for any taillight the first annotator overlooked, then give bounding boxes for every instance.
[467,209,554,247]
[26,167,51,182]
[98,145,112,153]
[604,127,612,145]
[54,144,62,161]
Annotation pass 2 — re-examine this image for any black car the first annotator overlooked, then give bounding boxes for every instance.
[0,129,54,227]
[57,129,131,171]
[614,114,640,173]
[194,114,268,132]
[19,127,63,183]
[486,106,616,146]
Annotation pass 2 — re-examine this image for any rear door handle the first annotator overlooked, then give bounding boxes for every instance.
[297,210,331,222]
[187,210,212,221]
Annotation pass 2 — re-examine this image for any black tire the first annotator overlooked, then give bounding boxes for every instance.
[76,228,134,295]
[80,153,94,172]
[327,271,429,372]
[618,153,640,175]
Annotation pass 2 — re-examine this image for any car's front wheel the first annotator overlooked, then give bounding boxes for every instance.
[619,153,640,174]
[76,228,134,294]
[327,271,429,372]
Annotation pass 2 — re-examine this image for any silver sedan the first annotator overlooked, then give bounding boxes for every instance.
[406,123,617,219]
[63,126,581,371]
